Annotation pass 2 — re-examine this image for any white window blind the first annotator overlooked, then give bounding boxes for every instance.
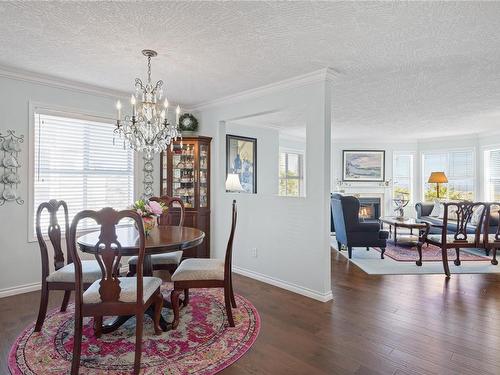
[279,151,305,197]
[33,111,134,235]
[393,153,413,201]
[422,150,474,201]
[485,148,500,201]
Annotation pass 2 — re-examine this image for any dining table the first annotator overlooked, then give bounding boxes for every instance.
[77,225,205,332]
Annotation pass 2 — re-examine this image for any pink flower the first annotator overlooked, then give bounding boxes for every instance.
[148,200,164,216]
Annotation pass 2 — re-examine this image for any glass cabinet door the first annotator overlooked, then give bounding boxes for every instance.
[171,142,196,208]
[199,143,209,208]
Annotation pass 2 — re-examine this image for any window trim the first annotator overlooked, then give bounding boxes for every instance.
[483,146,500,202]
[392,151,414,204]
[420,147,476,202]
[279,147,306,197]
[28,101,140,242]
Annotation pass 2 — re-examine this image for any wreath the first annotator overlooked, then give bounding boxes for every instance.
[178,113,199,132]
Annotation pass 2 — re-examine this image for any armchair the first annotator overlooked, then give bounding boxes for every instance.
[331,194,389,259]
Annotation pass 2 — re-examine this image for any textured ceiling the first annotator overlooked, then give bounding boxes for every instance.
[1,1,500,139]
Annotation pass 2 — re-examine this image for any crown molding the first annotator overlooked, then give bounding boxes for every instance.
[0,63,129,100]
[189,67,340,112]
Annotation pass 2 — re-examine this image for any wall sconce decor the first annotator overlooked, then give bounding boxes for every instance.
[0,130,24,206]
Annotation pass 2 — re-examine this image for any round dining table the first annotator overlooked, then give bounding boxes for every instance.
[77,225,205,332]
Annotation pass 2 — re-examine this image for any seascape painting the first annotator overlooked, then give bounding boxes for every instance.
[342,150,385,182]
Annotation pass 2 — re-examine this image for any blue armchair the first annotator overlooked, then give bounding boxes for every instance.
[331,193,389,259]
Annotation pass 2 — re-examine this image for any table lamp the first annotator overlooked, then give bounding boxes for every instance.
[225,173,243,192]
[428,171,448,198]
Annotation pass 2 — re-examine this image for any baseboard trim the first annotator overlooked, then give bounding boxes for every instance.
[0,282,41,299]
[232,266,333,303]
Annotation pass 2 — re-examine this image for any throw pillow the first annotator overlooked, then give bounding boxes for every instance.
[438,203,458,220]
[430,200,441,217]
[470,206,484,226]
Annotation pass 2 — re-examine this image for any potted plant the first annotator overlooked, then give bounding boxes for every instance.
[131,199,167,235]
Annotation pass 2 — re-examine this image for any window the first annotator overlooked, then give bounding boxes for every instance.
[485,148,500,201]
[393,153,413,201]
[421,150,474,201]
[279,150,304,197]
[32,110,134,236]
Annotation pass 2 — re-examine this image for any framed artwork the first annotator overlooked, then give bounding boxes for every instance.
[226,134,257,194]
[342,150,385,182]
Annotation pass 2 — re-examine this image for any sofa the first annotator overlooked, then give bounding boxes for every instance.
[415,202,499,235]
[331,194,389,259]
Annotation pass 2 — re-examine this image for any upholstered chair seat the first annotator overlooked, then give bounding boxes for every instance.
[427,234,481,244]
[46,260,103,284]
[83,276,163,304]
[488,234,500,243]
[128,251,183,266]
[171,258,225,281]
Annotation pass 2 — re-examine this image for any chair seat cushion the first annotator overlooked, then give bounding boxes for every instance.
[428,234,480,244]
[171,258,225,282]
[488,234,500,243]
[128,251,183,266]
[46,260,103,284]
[83,277,162,304]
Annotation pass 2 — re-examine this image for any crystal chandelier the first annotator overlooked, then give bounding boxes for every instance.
[114,49,182,199]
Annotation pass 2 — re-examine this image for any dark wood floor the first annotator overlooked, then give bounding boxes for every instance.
[2,251,500,374]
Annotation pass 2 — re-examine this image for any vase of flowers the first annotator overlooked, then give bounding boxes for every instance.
[131,199,167,236]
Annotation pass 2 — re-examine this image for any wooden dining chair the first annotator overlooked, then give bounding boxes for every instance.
[35,199,103,332]
[68,207,163,375]
[485,203,500,265]
[170,200,237,329]
[425,202,488,277]
[128,195,186,276]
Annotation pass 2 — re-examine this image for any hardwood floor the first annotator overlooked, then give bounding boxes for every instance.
[2,251,500,374]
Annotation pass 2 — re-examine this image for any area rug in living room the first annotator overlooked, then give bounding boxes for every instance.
[373,242,490,262]
[331,236,500,275]
[8,283,260,375]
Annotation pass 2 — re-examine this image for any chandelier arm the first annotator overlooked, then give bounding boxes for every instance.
[135,78,144,90]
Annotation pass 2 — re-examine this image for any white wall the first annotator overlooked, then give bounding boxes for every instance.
[331,140,417,216]
[0,74,177,297]
[194,78,333,301]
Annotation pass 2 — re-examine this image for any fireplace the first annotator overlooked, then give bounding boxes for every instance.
[358,197,381,221]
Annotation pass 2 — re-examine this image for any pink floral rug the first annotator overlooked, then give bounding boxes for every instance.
[8,283,260,374]
[374,243,490,262]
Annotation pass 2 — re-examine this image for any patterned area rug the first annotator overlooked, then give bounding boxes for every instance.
[373,242,490,262]
[8,283,260,374]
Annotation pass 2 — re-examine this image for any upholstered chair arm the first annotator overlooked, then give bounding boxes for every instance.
[349,222,381,233]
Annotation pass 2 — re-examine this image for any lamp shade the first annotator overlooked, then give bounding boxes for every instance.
[428,171,448,183]
[225,173,243,192]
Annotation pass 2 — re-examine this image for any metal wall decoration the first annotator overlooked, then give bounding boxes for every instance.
[0,130,24,205]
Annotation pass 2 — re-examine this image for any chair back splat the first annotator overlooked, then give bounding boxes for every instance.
[68,207,145,305]
[442,202,487,244]
[150,195,185,227]
[36,199,71,275]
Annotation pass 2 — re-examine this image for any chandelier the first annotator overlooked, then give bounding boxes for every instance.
[114,49,182,155]
[114,49,182,198]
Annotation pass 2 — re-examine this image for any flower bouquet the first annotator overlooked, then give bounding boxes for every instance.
[131,199,167,235]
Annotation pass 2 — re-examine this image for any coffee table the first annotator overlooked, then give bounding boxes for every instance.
[379,216,430,266]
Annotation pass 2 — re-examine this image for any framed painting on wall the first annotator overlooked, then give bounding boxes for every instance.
[226,134,257,194]
[342,150,385,182]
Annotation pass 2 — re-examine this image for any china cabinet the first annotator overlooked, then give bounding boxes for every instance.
[160,136,211,258]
